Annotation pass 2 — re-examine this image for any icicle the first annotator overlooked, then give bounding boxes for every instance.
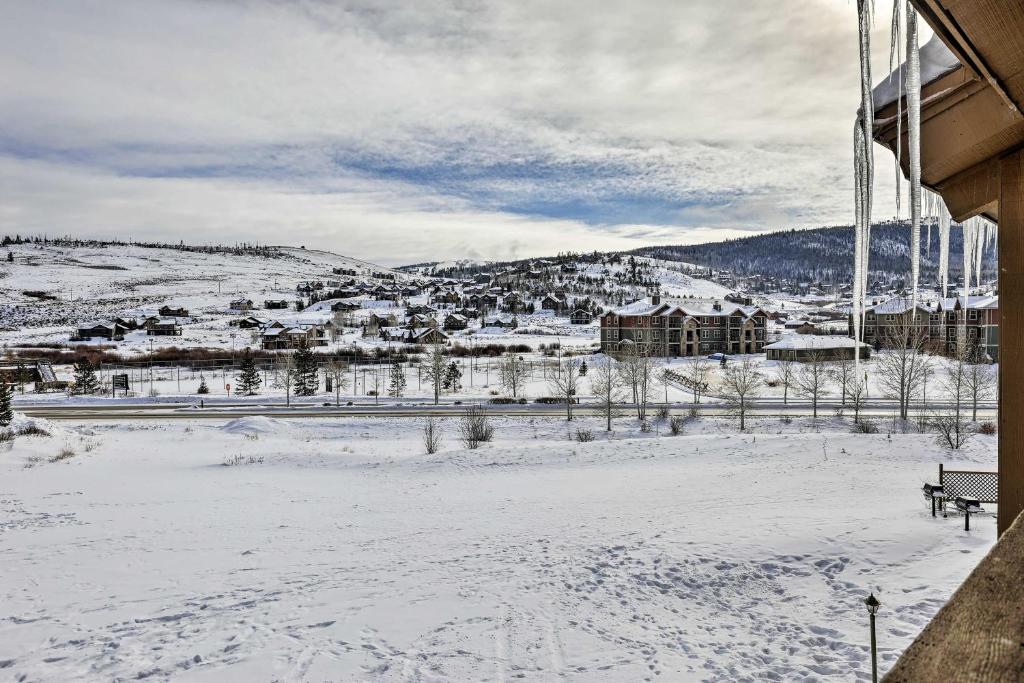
[924,190,934,258]
[853,0,874,368]
[890,0,903,215]
[906,3,922,310]
[974,221,984,291]
[938,200,950,297]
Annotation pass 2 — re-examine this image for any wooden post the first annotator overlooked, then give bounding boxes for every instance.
[999,149,1024,535]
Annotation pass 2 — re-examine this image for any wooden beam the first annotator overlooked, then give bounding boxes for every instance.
[999,148,1024,535]
[936,157,1001,222]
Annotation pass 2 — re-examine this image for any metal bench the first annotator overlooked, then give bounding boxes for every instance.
[954,497,984,531]
[922,483,948,518]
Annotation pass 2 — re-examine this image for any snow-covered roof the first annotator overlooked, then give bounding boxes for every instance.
[873,34,961,110]
[610,297,764,319]
[764,335,870,351]
[866,297,934,314]
[939,294,999,310]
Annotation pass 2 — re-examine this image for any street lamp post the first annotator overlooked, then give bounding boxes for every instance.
[864,593,880,683]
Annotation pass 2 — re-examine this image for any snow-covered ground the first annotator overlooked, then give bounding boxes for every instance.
[0,414,996,681]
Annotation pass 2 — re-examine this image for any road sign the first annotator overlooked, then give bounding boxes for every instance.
[112,373,129,397]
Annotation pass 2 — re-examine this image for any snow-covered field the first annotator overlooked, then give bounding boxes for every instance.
[0,414,996,681]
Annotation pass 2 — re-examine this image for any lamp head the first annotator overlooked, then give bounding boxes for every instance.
[864,593,881,615]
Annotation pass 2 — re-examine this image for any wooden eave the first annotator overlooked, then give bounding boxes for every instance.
[872,0,1024,223]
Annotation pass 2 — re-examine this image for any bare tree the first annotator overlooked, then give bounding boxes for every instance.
[933,339,974,450]
[275,352,296,407]
[459,405,495,449]
[617,343,655,420]
[681,355,712,404]
[848,376,867,424]
[421,343,446,405]
[548,356,581,421]
[963,344,996,421]
[794,351,829,419]
[498,352,529,399]
[721,357,762,431]
[875,320,933,421]
[422,416,443,454]
[776,360,796,405]
[590,357,625,431]
[325,359,350,407]
[829,357,857,405]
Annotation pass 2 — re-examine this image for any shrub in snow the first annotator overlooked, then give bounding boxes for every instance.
[50,446,76,463]
[575,428,594,443]
[423,417,443,454]
[197,377,210,394]
[459,406,494,449]
[639,420,652,433]
[978,421,997,435]
[851,420,878,434]
[16,424,50,438]
[669,416,685,436]
[656,405,670,421]
[0,430,13,444]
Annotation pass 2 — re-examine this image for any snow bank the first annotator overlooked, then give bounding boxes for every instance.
[8,412,66,438]
[219,416,286,435]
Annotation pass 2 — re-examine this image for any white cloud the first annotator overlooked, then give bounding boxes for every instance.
[0,0,917,263]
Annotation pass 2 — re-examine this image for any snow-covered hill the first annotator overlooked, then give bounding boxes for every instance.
[0,242,402,331]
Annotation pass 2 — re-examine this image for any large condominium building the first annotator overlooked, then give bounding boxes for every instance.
[850,295,999,360]
[600,295,769,357]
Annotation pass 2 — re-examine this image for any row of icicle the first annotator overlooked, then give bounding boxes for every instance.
[853,0,996,367]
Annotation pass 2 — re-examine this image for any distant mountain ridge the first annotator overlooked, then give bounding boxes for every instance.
[628,220,997,287]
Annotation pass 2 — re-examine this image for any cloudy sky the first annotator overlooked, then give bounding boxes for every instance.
[1,0,919,265]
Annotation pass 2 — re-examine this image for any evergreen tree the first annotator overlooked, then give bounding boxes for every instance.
[442,361,462,393]
[388,359,406,397]
[578,360,588,377]
[236,354,262,396]
[197,376,210,394]
[0,382,12,426]
[292,344,319,396]
[73,358,99,395]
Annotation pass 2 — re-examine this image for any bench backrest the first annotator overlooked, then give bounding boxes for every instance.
[940,464,998,504]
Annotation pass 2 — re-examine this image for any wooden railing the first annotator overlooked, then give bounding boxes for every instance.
[882,510,1024,681]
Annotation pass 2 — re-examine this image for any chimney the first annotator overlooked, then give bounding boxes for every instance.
[713,301,722,312]
[651,292,661,305]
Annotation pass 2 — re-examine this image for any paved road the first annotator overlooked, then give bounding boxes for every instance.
[18,399,997,421]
